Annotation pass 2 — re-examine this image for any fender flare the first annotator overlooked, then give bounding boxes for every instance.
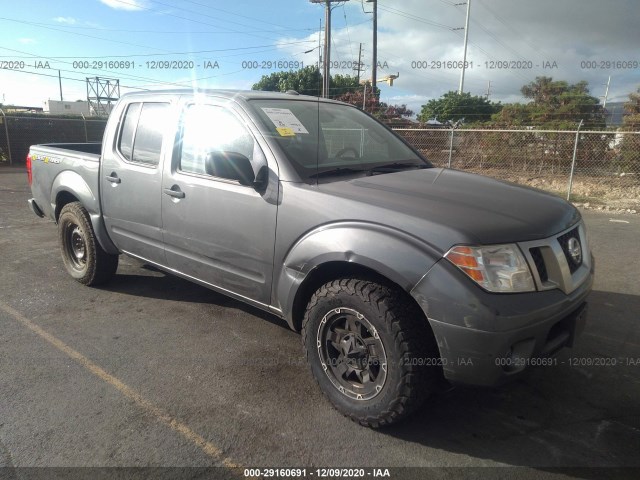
[51,170,119,255]
[275,221,441,329]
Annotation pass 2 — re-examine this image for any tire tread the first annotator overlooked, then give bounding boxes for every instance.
[58,202,118,286]
[302,277,439,428]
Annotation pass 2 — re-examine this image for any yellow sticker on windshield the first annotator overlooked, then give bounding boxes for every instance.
[276,127,296,137]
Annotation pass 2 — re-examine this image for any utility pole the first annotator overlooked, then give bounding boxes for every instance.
[58,70,63,101]
[323,2,331,97]
[372,0,377,91]
[364,0,378,95]
[353,43,364,84]
[602,75,611,109]
[310,0,349,98]
[485,80,492,99]
[318,18,323,95]
[456,0,471,94]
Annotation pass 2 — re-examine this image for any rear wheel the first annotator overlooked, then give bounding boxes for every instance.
[302,278,440,428]
[58,202,118,285]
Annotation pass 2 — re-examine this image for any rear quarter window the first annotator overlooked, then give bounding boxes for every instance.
[117,103,141,162]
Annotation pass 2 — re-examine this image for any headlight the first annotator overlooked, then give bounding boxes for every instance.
[444,244,535,293]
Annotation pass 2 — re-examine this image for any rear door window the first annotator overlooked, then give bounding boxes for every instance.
[117,102,170,166]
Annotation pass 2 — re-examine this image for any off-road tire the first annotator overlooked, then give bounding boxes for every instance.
[58,202,118,285]
[302,278,440,428]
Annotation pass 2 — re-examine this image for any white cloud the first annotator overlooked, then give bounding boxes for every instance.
[278,0,639,107]
[53,16,77,24]
[99,0,148,11]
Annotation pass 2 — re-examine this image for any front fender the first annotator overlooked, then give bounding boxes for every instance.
[276,221,441,328]
[51,170,119,255]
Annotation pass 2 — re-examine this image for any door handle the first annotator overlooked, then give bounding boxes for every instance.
[163,186,185,199]
[105,173,121,184]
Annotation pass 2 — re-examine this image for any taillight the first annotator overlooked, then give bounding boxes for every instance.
[26,153,32,186]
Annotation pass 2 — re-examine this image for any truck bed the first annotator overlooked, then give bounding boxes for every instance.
[34,142,102,156]
[28,143,103,223]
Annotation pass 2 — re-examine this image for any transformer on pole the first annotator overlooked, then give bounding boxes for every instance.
[86,77,120,117]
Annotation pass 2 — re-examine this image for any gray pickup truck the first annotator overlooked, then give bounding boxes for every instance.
[27,89,593,427]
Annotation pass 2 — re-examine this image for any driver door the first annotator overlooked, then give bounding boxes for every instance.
[161,101,278,305]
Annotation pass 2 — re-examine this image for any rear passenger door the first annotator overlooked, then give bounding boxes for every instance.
[101,100,172,265]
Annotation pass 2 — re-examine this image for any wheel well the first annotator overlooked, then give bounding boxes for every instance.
[54,192,79,222]
[291,261,424,332]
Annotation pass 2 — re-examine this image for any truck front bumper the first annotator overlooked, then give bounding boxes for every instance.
[411,255,594,387]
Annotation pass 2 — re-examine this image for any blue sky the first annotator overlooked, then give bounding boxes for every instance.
[1,0,639,116]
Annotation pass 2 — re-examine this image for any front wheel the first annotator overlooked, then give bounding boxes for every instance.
[58,202,118,285]
[302,278,440,428]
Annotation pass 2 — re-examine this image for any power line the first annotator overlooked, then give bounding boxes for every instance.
[377,4,456,30]
[0,16,176,55]
[1,44,321,92]
[24,20,315,35]
[468,17,528,61]
[0,47,201,89]
[475,0,553,59]
[0,66,149,91]
[180,0,312,31]
[342,4,355,60]
[101,0,291,42]
[0,40,315,60]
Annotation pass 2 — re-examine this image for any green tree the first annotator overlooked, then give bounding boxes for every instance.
[622,87,640,129]
[332,86,378,112]
[619,86,640,170]
[254,67,415,121]
[252,66,364,98]
[418,91,502,124]
[331,88,413,123]
[492,77,606,129]
[252,66,323,96]
[378,103,414,120]
[328,73,362,97]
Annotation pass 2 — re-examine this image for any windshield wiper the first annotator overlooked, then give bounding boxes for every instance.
[309,167,367,179]
[366,162,429,175]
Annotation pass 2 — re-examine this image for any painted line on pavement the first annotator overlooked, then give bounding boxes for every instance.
[0,300,242,471]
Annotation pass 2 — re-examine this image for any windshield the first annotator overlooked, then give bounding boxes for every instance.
[249,99,431,181]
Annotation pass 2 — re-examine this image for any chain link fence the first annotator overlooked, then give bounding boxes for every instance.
[0,111,107,166]
[1,113,638,209]
[394,128,640,210]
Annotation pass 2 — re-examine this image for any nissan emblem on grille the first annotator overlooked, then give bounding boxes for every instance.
[567,237,582,265]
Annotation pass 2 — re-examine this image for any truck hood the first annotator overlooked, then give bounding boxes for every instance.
[318,168,581,248]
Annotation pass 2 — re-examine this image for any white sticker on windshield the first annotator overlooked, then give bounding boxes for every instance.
[261,108,309,134]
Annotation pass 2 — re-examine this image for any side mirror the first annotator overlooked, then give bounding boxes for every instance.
[205,151,268,192]
[253,165,269,194]
[205,151,254,186]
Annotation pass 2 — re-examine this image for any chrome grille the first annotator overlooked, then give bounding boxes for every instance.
[529,247,548,282]
[557,227,582,273]
[518,222,591,295]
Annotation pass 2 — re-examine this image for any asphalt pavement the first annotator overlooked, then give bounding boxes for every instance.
[0,166,639,479]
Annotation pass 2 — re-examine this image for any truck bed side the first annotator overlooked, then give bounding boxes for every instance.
[28,143,119,254]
